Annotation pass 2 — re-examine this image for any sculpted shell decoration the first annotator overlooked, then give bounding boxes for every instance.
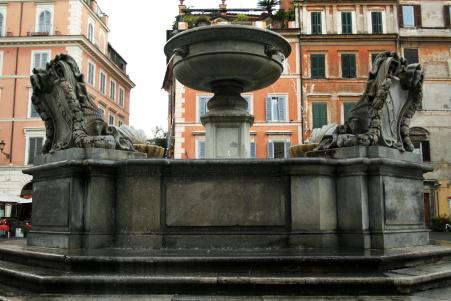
[30,54,135,154]
[316,51,424,152]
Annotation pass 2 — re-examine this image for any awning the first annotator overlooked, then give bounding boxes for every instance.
[0,195,31,203]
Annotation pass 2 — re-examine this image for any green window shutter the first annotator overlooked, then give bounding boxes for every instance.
[341,54,356,78]
[311,12,322,34]
[343,102,355,121]
[250,142,256,158]
[312,103,328,129]
[284,141,291,158]
[372,12,383,34]
[311,54,325,79]
[267,142,274,158]
[342,12,352,34]
[266,96,272,121]
[277,95,287,121]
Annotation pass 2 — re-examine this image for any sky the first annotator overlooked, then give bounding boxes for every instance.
[99,0,259,137]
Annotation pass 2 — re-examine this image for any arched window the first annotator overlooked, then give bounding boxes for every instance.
[88,23,94,42]
[0,12,4,36]
[38,10,51,33]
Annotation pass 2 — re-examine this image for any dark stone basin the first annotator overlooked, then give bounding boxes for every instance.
[164,25,291,93]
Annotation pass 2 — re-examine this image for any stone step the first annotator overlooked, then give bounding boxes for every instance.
[1,257,451,295]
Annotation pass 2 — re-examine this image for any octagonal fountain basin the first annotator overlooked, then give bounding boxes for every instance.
[164,25,291,93]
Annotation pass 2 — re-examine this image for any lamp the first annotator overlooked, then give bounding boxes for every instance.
[0,140,10,159]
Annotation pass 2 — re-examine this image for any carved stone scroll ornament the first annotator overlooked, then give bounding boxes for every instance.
[315,51,424,152]
[30,54,135,154]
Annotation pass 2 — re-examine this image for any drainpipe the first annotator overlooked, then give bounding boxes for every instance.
[9,2,24,163]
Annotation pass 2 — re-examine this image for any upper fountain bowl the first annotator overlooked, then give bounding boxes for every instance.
[164,25,291,93]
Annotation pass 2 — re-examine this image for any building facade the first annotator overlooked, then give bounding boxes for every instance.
[167,0,451,221]
[0,0,134,208]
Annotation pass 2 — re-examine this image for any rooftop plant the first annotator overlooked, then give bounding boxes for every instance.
[257,0,280,16]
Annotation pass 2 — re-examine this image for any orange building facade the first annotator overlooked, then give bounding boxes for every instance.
[0,0,134,207]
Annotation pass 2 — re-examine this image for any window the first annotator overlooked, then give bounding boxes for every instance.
[445,6,451,28]
[197,141,206,159]
[311,54,325,79]
[87,61,95,86]
[108,113,115,126]
[198,96,211,121]
[341,12,353,34]
[242,95,252,114]
[0,8,5,37]
[400,5,421,28]
[27,137,44,165]
[413,141,430,162]
[29,89,40,118]
[311,12,322,34]
[267,141,291,159]
[341,54,356,78]
[343,102,356,121]
[99,71,106,94]
[119,87,125,108]
[312,103,328,129]
[371,53,379,66]
[110,80,116,101]
[266,95,287,122]
[98,105,105,119]
[371,12,383,34]
[0,51,3,76]
[32,51,50,70]
[250,141,256,158]
[88,21,94,42]
[37,10,52,33]
[404,48,419,64]
[118,118,123,127]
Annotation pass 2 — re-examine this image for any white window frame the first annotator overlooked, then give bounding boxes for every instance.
[196,139,206,159]
[35,5,54,34]
[196,95,212,122]
[267,94,289,122]
[28,88,40,118]
[367,10,386,34]
[337,10,356,34]
[109,79,116,101]
[98,104,106,120]
[402,5,415,28]
[108,112,115,126]
[339,52,358,79]
[30,50,51,72]
[307,10,326,35]
[0,7,6,37]
[87,16,95,42]
[242,94,253,114]
[118,117,124,127]
[267,139,291,159]
[87,60,96,87]
[99,69,106,95]
[24,129,45,165]
[0,50,3,76]
[119,86,125,108]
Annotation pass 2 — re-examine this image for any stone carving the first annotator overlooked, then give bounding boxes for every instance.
[316,51,424,152]
[30,54,134,154]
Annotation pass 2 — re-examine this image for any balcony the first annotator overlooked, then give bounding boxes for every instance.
[107,43,127,73]
[27,24,58,37]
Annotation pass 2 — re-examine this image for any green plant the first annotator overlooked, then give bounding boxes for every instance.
[273,9,286,21]
[287,6,295,21]
[182,15,197,28]
[194,15,211,26]
[431,216,450,232]
[257,0,280,16]
[235,13,249,22]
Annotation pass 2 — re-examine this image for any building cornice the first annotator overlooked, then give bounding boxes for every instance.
[301,34,398,42]
[297,0,397,4]
[0,35,135,88]
[400,36,451,44]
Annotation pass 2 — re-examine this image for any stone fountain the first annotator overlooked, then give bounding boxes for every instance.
[0,26,450,297]
[165,25,290,158]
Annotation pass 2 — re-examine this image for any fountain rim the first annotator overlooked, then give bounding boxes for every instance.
[164,25,292,58]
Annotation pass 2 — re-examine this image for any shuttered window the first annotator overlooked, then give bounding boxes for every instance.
[88,62,95,86]
[197,141,206,159]
[242,95,252,114]
[371,12,383,34]
[311,12,322,34]
[198,96,211,121]
[445,6,451,28]
[404,48,419,64]
[400,5,421,28]
[311,54,325,79]
[110,80,116,101]
[32,52,49,70]
[266,95,287,122]
[267,141,291,159]
[312,103,328,129]
[28,137,44,165]
[341,54,356,78]
[100,72,106,94]
[341,12,352,34]
[0,13,4,36]
[250,142,256,158]
[343,102,356,121]
[88,23,94,42]
[413,141,430,162]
